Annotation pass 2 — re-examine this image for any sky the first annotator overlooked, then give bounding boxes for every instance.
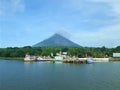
[0,0,120,48]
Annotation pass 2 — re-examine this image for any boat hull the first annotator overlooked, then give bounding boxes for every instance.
[86,59,93,64]
[36,59,50,62]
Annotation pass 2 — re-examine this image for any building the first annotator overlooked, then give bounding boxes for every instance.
[113,53,120,58]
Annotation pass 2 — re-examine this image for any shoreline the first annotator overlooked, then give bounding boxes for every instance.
[0,57,120,62]
[0,57,24,60]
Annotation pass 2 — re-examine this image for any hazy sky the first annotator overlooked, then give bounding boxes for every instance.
[0,0,120,48]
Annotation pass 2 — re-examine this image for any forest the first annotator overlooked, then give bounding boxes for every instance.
[0,46,120,59]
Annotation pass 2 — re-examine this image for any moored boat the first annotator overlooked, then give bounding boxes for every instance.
[36,56,52,62]
[36,56,46,61]
[37,56,43,60]
[86,58,93,64]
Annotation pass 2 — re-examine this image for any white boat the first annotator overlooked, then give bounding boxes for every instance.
[37,56,43,60]
[36,56,44,61]
[37,56,52,61]
[86,58,93,64]
[24,54,36,61]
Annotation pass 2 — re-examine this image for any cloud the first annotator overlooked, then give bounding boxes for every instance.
[58,0,118,28]
[72,22,120,47]
[0,0,25,16]
[65,0,120,47]
[0,0,120,47]
[89,0,120,17]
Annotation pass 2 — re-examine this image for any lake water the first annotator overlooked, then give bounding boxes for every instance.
[0,60,120,90]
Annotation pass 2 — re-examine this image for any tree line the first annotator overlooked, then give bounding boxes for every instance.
[0,46,120,58]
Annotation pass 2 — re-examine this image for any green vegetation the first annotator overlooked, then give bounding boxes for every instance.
[0,46,120,60]
[0,57,24,60]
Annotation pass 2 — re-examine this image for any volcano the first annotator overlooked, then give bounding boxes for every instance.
[33,33,80,47]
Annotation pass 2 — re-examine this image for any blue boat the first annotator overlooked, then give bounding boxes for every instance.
[86,58,93,64]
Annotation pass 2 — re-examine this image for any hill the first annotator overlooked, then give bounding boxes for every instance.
[33,33,80,47]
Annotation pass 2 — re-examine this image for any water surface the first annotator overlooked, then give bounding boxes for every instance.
[0,60,120,90]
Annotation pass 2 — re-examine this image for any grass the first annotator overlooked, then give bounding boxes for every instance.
[0,57,24,60]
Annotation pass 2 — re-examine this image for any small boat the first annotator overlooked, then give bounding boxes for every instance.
[24,54,36,62]
[86,58,93,64]
[36,56,52,62]
[36,57,45,61]
[37,56,43,60]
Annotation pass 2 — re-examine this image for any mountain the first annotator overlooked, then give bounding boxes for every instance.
[33,33,80,47]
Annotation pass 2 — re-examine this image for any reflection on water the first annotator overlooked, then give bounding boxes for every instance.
[24,61,35,64]
[0,60,120,90]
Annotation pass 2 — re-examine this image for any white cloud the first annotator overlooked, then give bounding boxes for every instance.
[72,23,120,47]
[12,0,25,12]
[65,0,120,47]
[61,0,119,26]
[89,0,120,16]
[0,0,25,16]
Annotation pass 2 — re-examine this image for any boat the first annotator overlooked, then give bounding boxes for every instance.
[37,56,43,60]
[86,58,93,64]
[24,54,36,61]
[36,56,52,62]
[36,56,45,61]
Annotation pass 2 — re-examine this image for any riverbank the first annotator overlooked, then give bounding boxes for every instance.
[1,57,120,62]
[0,57,24,60]
[109,57,120,61]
